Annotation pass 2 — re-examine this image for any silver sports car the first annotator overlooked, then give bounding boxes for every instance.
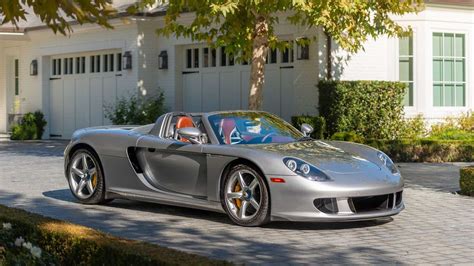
[64,111,404,226]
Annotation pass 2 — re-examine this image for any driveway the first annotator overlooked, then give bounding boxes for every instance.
[0,141,473,264]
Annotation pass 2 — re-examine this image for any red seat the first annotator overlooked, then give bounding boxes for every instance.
[176,116,195,142]
[220,118,236,144]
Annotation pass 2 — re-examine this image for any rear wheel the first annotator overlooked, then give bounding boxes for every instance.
[67,149,108,204]
[221,164,270,226]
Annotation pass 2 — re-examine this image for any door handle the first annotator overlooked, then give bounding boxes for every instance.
[148,148,156,152]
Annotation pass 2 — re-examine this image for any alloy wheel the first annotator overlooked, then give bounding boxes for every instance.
[225,169,262,221]
[69,153,98,199]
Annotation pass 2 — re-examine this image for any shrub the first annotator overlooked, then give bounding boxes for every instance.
[460,166,474,196]
[330,132,365,143]
[429,112,474,141]
[399,114,427,139]
[318,80,406,139]
[105,92,166,125]
[10,111,47,140]
[365,139,474,163]
[0,205,226,265]
[291,115,326,139]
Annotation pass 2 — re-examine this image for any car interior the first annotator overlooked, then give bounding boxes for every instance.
[165,114,209,143]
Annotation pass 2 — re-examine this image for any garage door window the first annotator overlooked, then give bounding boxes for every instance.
[14,59,19,95]
[75,57,86,74]
[52,59,62,76]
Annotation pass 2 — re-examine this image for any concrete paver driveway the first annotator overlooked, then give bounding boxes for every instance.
[0,141,473,264]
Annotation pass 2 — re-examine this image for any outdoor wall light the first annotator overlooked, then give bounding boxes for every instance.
[158,50,168,69]
[30,59,38,76]
[296,38,310,60]
[123,51,132,70]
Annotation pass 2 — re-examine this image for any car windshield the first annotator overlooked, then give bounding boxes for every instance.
[208,112,304,145]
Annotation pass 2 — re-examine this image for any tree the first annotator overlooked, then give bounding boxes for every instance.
[156,0,424,110]
[1,0,424,110]
[0,0,115,34]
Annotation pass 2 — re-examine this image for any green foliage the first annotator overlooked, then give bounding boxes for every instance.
[291,115,326,139]
[105,93,166,125]
[318,80,407,140]
[365,139,474,163]
[429,112,474,141]
[10,111,47,140]
[330,132,365,143]
[156,0,423,58]
[0,205,228,265]
[460,166,474,196]
[399,114,427,139]
[0,0,115,35]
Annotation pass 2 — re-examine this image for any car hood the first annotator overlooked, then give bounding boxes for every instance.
[245,141,381,174]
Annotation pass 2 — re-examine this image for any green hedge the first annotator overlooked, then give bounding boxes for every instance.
[291,115,326,139]
[365,139,474,163]
[318,80,406,139]
[0,205,227,265]
[10,111,47,140]
[460,166,474,196]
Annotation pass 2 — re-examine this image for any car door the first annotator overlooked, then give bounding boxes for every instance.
[135,135,208,198]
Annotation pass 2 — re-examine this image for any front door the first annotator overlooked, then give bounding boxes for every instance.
[136,135,208,198]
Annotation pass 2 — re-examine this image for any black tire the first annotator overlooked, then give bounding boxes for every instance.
[221,164,270,226]
[67,148,109,205]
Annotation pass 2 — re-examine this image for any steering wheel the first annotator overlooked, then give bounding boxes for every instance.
[261,132,277,143]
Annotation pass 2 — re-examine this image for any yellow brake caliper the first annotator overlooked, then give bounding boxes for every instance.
[234,183,242,209]
[91,173,98,188]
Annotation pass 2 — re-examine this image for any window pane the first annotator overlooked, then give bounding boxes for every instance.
[399,37,412,56]
[52,59,57,75]
[282,47,290,63]
[455,59,465,82]
[444,59,454,82]
[399,57,413,81]
[90,56,95,73]
[186,49,192,68]
[104,54,108,72]
[203,48,209,68]
[81,57,86,73]
[229,53,234,66]
[433,33,443,57]
[455,34,465,57]
[96,55,101,72]
[221,47,226,66]
[14,59,18,76]
[211,48,216,67]
[194,48,199,68]
[15,78,19,96]
[403,82,414,106]
[58,59,61,75]
[269,49,277,64]
[117,53,122,71]
[444,33,454,57]
[433,84,443,106]
[110,54,114,71]
[444,84,455,106]
[76,57,80,74]
[455,84,465,106]
[433,59,443,82]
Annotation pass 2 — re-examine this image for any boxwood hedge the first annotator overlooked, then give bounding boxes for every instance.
[0,205,228,265]
[318,80,406,139]
[460,166,474,196]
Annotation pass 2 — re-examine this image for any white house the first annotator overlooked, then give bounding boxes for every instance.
[0,0,472,139]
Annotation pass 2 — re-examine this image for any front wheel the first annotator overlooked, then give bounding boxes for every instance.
[221,164,270,226]
[67,149,108,204]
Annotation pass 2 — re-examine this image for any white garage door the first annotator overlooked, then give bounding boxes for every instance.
[49,51,123,139]
[182,44,295,121]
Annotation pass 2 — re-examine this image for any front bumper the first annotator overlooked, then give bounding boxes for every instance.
[268,174,404,222]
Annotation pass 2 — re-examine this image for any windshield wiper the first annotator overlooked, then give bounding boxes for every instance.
[297,136,313,142]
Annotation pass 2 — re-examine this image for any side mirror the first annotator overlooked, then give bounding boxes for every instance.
[300,123,314,137]
[177,127,203,144]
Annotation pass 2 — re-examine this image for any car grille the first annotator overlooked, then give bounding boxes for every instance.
[314,191,403,214]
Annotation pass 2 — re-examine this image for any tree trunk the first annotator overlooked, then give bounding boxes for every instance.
[248,15,269,110]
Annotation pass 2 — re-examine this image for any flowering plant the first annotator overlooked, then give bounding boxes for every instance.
[0,222,55,264]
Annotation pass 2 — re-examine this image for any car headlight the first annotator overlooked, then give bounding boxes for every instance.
[283,158,331,181]
[377,151,399,175]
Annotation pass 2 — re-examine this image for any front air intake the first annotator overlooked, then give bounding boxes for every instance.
[313,198,338,214]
